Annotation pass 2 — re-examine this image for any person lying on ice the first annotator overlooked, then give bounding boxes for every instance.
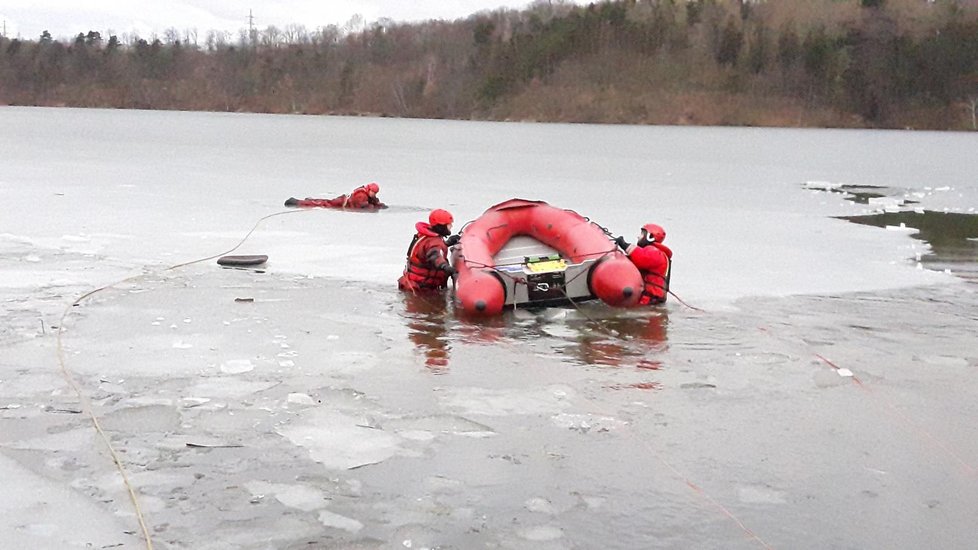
[398,209,459,292]
[614,223,672,305]
[284,182,386,209]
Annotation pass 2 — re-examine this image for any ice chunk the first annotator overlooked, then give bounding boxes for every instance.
[0,454,138,548]
[387,414,495,436]
[245,481,326,512]
[221,359,255,374]
[286,393,316,406]
[318,510,363,532]
[868,196,904,208]
[100,405,181,432]
[279,409,403,470]
[518,525,563,541]
[803,181,841,190]
[552,413,627,433]
[440,386,574,416]
[524,497,556,514]
[884,223,919,234]
[189,378,278,399]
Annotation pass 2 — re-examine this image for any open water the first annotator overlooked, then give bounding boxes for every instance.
[1,107,976,549]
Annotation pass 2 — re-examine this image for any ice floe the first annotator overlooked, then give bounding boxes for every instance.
[278,408,404,470]
[439,386,575,416]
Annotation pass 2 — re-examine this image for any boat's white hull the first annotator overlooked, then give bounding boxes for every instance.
[452,235,596,308]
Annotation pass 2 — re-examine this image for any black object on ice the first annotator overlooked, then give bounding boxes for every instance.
[217,255,268,267]
[284,197,299,207]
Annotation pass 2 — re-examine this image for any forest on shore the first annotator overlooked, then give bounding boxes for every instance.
[2,0,977,130]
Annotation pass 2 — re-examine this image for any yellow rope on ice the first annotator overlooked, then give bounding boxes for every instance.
[54,208,307,550]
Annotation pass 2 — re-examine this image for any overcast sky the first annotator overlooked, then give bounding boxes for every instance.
[0,1,553,41]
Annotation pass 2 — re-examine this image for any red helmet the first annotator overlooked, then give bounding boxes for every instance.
[429,209,454,226]
[366,182,380,194]
[641,223,665,243]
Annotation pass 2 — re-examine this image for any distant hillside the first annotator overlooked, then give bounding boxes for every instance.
[2,0,977,130]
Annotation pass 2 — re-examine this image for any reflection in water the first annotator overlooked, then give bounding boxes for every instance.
[575,310,670,369]
[499,305,670,370]
[402,293,670,377]
[456,315,507,345]
[402,292,452,372]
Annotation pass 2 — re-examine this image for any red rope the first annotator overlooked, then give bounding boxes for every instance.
[814,353,976,477]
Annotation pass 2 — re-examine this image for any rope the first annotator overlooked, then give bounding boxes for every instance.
[54,207,310,550]
[166,209,306,270]
[547,254,773,543]
[562,318,773,548]
[56,287,155,550]
[668,289,705,312]
[814,353,975,477]
[555,285,599,323]
[461,245,620,271]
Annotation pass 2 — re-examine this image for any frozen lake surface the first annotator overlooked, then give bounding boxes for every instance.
[1,107,976,549]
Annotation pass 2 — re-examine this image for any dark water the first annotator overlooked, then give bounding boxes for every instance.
[818,183,889,204]
[843,211,978,281]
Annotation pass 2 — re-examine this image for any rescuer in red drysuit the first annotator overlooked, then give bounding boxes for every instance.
[614,223,672,305]
[285,182,385,209]
[398,209,458,292]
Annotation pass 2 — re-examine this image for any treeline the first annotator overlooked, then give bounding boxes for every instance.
[1,0,977,129]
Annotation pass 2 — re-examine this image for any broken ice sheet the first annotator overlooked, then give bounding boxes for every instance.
[385,414,496,437]
[220,359,255,374]
[244,481,325,512]
[317,510,363,533]
[278,408,404,470]
[439,386,575,417]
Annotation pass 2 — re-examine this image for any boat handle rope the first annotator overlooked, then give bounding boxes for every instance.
[461,245,619,270]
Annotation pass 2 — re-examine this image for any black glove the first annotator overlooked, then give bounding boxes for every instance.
[445,234,461,247]
[614,236,629,250]
[442,264,457,277]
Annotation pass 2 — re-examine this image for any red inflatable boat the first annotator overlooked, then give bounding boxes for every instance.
[452,199,643,316]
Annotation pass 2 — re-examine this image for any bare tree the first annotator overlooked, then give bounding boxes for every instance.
[283,24,307,45]
[344,14,366,36]
[313,25,341,47]
[261,25,282,48]
[967,96,978,130]
[163,27,180,44]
